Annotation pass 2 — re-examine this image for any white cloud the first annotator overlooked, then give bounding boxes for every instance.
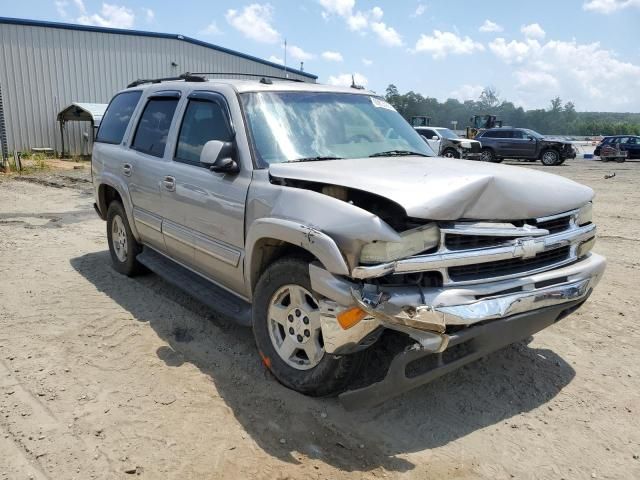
[414,30,484,59]
[322,51,344,61]
[449,84,484,101]
[319,2,403,46]
[268,55,284,64]
[226,4,281,44]
[489,37,640,110]
[583,0,640,13]
[318,0,354,17]
[521,23,546,39]
[143,8,154,23]
[327,72,368,87]
[412,4,427,17]
[371,21,403,46]
[200,21,222,36]
[514,70,559,89]
[479,19,503,33]
[488,38,537,63]
[77,3,135,28]
[362,57,373,66]
[55,0,69,18]
[346,10,368,31]
[288,45,314,61]
[370,6,384,20]
[72,0,86,14]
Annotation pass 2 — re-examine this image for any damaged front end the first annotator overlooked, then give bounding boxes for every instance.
[308,205,606,409]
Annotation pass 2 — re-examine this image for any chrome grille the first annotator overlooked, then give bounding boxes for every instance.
[448,246,571,282]
[445,233,513,250]
[536,216,571,234]
[351,207,595,287]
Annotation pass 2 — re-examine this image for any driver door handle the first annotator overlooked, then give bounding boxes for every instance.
[163,176,176,192]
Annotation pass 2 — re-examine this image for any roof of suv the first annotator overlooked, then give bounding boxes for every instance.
[125,78,375,95]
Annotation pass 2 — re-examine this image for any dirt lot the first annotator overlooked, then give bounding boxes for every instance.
[0,159,638,479]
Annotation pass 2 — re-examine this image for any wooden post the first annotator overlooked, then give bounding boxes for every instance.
[59,120,65,159]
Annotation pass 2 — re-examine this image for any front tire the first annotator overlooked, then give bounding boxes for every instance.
[442,148,460,159]
[252,257,364,396]
[106,201,143,276]
[540,149,561,166]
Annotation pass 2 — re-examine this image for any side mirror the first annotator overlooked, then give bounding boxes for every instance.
[200,140,239,174]
[431,136,439,141]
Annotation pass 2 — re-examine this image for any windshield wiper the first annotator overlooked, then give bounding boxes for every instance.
[368,150,430,158]
[288,156,343,163]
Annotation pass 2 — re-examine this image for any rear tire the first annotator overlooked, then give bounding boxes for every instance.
[106,201,143,276]
[252,257,365,396]
[540,149,561,166]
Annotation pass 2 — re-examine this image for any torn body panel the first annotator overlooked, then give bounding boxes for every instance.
[244,170,402,283]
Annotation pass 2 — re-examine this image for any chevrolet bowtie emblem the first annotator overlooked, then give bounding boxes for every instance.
[516,239,539,259]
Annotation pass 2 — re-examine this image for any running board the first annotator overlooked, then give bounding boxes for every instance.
[137,248,252,326]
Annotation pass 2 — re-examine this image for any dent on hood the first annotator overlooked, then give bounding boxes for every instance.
[269,157,594,220]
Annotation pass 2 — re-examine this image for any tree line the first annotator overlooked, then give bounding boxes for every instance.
[384,85,640,136]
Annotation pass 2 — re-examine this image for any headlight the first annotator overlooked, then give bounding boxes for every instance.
[576,202,592,226]
[460,141,471,149]
[360,224,440,264]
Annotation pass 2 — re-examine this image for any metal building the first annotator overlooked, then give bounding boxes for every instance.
[0,17,316,156]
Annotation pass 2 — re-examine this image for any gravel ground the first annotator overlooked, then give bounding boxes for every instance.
[0,159,638,479]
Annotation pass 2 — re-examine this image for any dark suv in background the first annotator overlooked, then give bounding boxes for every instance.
[594,135,640,159]
[477,128,576,166]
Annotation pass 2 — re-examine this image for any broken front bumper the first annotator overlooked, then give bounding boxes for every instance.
[340,297,588,410]
[310,253,605,407]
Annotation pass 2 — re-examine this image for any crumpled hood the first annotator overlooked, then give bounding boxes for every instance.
[269,156,593,220]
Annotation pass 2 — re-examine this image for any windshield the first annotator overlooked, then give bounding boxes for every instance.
[436,128,459,139]
[524,129,544,139]
[241,92,434,165]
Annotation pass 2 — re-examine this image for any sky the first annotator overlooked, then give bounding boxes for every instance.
[3,0,640,112]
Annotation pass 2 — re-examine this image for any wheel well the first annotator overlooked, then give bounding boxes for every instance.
[98,184,122,217]
[249,239,315,293]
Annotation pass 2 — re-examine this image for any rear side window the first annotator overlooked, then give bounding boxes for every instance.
[132,98,179,157]
[95,91,142,144]
[482,131,498,138]
[175,100,233,165]
[511,130,525,139]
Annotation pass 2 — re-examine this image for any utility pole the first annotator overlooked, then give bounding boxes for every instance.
[283,39,288,78]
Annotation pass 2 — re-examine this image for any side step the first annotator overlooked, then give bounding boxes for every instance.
[137,248,252,327]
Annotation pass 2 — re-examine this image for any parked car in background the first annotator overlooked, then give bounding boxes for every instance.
[594,135,640,160]
[476,128,576,166]
[415,126,482,159]
[92,77,604,408]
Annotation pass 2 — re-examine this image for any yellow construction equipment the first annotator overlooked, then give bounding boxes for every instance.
[466,115,502,139]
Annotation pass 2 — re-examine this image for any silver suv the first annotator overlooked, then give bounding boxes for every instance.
[92,76,605,409]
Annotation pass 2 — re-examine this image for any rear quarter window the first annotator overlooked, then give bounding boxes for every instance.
[132,98,180,158]
[95,91,142,144]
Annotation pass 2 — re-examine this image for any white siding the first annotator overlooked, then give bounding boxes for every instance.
[0,22,313,155]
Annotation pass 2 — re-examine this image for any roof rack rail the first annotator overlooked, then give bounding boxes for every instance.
[127,73,206,88]
[190,72,305,83]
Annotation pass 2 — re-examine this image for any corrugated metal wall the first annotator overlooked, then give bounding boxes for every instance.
[0,21,313,155]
